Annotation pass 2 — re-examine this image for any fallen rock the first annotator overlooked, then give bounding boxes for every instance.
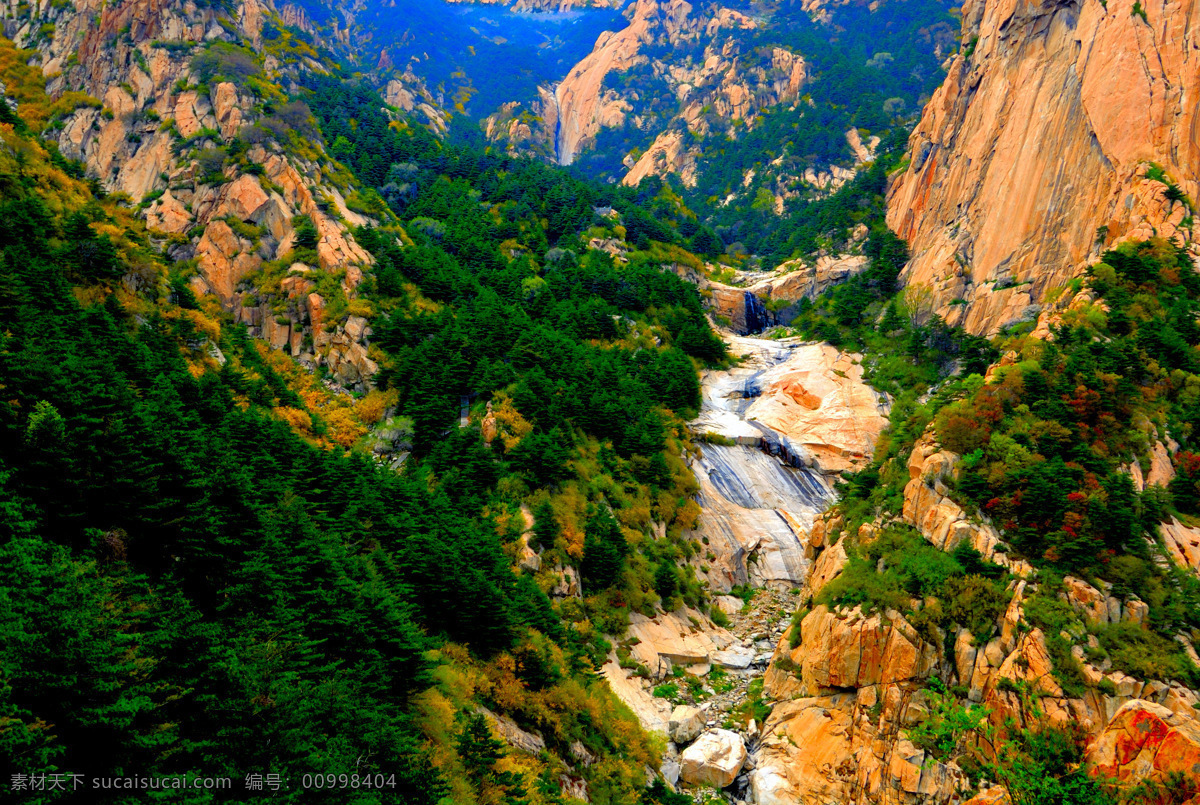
[712,645,756,670]
[679,729,746,789]
[669,705,705,745]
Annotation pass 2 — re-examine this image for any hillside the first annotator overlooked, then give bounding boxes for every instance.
[0,0,738,799]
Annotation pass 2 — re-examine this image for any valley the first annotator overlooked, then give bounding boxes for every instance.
[0,0,1199,802]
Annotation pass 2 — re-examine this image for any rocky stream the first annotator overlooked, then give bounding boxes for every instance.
[597,333,892,801]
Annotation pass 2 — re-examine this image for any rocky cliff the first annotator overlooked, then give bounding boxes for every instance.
[549,0,798,168]
[888,0,1200,336]
[2,0,383,390]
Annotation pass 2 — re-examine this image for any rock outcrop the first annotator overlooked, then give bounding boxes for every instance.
[554,0,663,165]
[3,0,381,391]
[903,433,1032,576]
[752,603,964,804]
[688,336,888,591]
[1162,517,1200,575]
[887,0,1200,337]
[622,130,698,188]
[550,0,806,168]
[763,606,938,699]
[1087,700,1200,793]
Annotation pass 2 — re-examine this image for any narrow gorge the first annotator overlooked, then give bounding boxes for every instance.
[3,0,1200,799]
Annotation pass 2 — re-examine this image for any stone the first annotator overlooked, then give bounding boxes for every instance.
[712,645,756,670]
[661,757,681,786]
[714,595,745,616]
[195,219,261,305]
[476,706,545,756]
[345,315,370,342]
[679,729,746,789]
[623,130,698,188]
[1062,576,1109,624]
[668,705,705,744]
[752,695,965,805]
[145,189,191,233]
[1118,602,1147,628]
[902,434,1032,577]
[1087,700,1200,790]
[625,608,733,677]
[1161,517,1200,574]
[688,336,889,592]
[210,82,242,139]
[748,765,793,805]
[962,788,1010,805]
[764,606,937,699]
[211,174,269,221]
[806,540,847,599]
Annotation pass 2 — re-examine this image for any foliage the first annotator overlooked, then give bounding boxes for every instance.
[0,69,697,803]
[817,526,1008,642]
[906,689,1119,805]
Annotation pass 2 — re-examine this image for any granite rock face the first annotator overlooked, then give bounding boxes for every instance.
[1087,700,1200,794]
[887,0,1200,337]
[688,336,888,591]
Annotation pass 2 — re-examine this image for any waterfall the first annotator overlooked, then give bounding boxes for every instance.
[743,290,769,334]
[690,337,844,589]
[553,83,570,166]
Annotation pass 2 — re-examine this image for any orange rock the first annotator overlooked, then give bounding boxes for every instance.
[145,189,191,234]
[210,82,242,139]
[195,219,261,305]
[211,174,269,222]
[1162,517,1200,574]
[1087,700,1200,790]
[887,0,1200,337]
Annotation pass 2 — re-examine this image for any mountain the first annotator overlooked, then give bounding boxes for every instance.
[3,0,1200,802]
[297,0,958,265]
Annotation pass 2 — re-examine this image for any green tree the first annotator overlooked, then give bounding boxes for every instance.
[581,507,628,591]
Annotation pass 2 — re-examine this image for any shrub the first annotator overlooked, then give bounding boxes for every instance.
[652,683,679,701]
[1094,622,1200,686]
[192,42,259,86]
[942,575,1009,639]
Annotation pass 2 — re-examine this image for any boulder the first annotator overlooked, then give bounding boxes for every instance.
[1087,700,1200,791]
[1062,576,1109,624]
[712,645,756,670]
[668,705,704,744]
[679,729,746,789]
[625,608,733,676]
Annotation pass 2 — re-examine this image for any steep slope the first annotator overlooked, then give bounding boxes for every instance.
[887,0,1200,336]
[2,0,388,390]
[0,5,780,797]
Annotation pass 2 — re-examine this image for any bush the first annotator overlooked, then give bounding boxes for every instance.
[192,42,259,86]
[942,575,1009,639]
[1094,622,1200,686]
